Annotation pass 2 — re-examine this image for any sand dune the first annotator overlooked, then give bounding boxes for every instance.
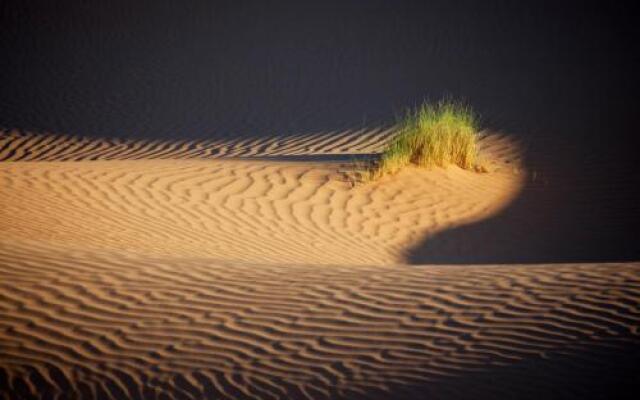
[1,242,638,399]
[0,130,523,265]
[1,131,638,399]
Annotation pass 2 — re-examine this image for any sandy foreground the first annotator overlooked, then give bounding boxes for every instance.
[1,130,639,399]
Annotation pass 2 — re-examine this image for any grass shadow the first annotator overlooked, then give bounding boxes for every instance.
[406,133,640,264]
[234,153,378,164]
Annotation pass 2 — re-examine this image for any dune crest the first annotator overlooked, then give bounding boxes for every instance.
[0,129,394,162]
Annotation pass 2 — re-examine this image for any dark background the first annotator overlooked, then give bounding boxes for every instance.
[1,0,639,262]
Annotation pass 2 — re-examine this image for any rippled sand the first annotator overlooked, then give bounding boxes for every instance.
[1,131,638,399]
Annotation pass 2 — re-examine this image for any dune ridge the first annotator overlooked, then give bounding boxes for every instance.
[0,129,397,162]
[0,128,519,162]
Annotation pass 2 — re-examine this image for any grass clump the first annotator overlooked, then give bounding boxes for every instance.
[368,100,480,180]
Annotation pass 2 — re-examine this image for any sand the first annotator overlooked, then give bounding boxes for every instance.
[2,1,639,397]
[0,130,523,265]
[1,130,639,399]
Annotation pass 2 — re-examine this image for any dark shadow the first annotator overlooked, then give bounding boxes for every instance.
[359,340,640,400]
[3,333,637,399]
[236,153,377,163]
[0,1,636,142]
[1,1,639,263]
[407,121,640,264]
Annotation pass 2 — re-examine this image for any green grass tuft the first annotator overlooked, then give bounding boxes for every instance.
[368,100,480,180]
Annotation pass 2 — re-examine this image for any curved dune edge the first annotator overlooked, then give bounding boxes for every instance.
[0,128,517,162]
[0,128,396,161]
[1,243,639,399]
[0,130,523,265]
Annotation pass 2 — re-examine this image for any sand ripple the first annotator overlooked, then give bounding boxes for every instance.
[1,244,638,399]
[0,129,395,162]
[0,132,523,265]
[2,131,637,399]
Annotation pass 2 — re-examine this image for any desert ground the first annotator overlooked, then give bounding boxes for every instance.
[1,129,639,399]
[1,1,639,399]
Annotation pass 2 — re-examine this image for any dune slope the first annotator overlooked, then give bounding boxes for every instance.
[1,243,639,399]
[0,131,523,265]
[1,132,639,399]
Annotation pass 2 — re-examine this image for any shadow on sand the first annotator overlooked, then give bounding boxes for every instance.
[405,125,640,264]
[372,340,640,400]
[236,153,378,164]
[248,136,640,265]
